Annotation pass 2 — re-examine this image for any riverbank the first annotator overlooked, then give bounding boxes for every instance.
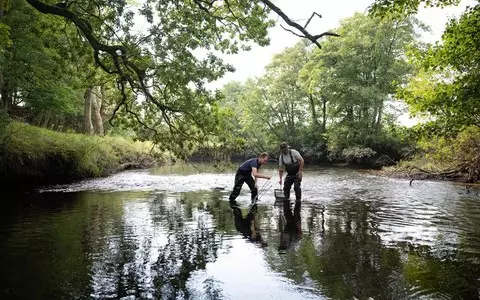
[375,162,480,186]
[0,122,171,191]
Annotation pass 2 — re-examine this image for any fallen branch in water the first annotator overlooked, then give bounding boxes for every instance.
[375,154,398,166]
[406,165,475,186]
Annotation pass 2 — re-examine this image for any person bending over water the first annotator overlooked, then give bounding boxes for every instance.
[229,152,271,205]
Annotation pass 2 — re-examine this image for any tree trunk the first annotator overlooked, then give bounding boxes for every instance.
[308,93,319,128]
[375,101,384,131]
[372,105,378,128]
[84,87,94,135]
[0,71,11,110]
[91,86,104,135]
[0,79,6,110]
[100,85,106,123]
[1,85,11,110]
[321,96,327,132]
[42,111,50,128]
[346,105,354,123]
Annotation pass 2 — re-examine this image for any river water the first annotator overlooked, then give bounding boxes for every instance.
[1,164,480,299]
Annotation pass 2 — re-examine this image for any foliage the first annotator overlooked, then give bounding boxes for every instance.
[14,0,282,157]
[193,105,246,168]
[385,126,480,182]
[417,126,480,178]
[0,108,10,145]
[342,147,377,164]
[399,4,480,133]
[0,0,90,130]
[0,0,12,48]
[219,80,275,155]
[217,13,420,163]
[369,0,461,16]
[261,41,311,149]
[301,13,419,160]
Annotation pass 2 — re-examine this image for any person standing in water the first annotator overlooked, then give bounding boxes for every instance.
[229,152,271,205]
[278,142,304,202]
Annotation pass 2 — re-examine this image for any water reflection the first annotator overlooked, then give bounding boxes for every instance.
[278,201,302,253]
[2,168,480,299]
[231,202,268,247]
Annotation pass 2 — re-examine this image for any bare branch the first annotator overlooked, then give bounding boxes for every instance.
[280,25,304,38]
[260,0,339,48]
[304,12,321,29]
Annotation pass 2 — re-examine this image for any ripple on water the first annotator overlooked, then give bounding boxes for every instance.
[38,170,235,193]
[4,167,480,299]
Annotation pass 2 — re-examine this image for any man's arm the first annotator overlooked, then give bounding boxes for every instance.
[252,168,271,179]
[278,155,284,185]
[293,150,304,177]
[298,156,304,172]
[297,157,304,178]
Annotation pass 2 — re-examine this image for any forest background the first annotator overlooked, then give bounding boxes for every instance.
[0,0,479,188]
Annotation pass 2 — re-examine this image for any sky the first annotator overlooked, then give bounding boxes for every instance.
[202,0,476,125]
[207,0,476,90]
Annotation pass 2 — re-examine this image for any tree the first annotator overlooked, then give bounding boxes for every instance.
[301,13,419,159]
[220,43,314,156]
[0,0,92,131]
[259,42,312,149]
[399,4,480,133]
[369,0,461,16]
[390,4,480,181]
[20,0,337,156]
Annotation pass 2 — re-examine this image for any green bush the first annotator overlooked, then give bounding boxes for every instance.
[326,123,413,164]
[385,126,480,182]
[342,147,377,164]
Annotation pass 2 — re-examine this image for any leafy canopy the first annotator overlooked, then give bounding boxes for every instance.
[22,0,334,156]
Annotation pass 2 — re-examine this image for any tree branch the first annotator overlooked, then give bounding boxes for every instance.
[260,0,339,48]
[304,12,321,29]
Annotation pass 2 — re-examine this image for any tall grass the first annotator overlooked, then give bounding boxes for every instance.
[0,121,171,188]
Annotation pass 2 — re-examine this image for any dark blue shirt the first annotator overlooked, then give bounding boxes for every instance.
[237,158,260,174]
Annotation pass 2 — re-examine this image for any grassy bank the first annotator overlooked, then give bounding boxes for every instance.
[0,122,171,190]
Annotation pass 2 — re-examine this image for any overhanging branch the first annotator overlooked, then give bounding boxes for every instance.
[26,0,185,128]
[260,0,340,48]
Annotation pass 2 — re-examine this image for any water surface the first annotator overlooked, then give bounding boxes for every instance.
[1,164,480,299]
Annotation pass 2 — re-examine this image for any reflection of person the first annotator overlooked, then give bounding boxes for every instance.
[229,152,271,205]
[231,203,267,247]
[278,201,302,252]
[278,143,304,202]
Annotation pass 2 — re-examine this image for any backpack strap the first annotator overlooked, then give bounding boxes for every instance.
[281,150,295,165]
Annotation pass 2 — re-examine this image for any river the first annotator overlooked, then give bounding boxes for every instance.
[1,163,480,299]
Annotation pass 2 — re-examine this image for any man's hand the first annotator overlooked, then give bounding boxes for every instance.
[297,171,303,179]
[279,178,283,185]
[265,175,272,180]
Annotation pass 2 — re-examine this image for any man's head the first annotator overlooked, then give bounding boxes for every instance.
[279,142,289,155]
[258,152,269,164]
